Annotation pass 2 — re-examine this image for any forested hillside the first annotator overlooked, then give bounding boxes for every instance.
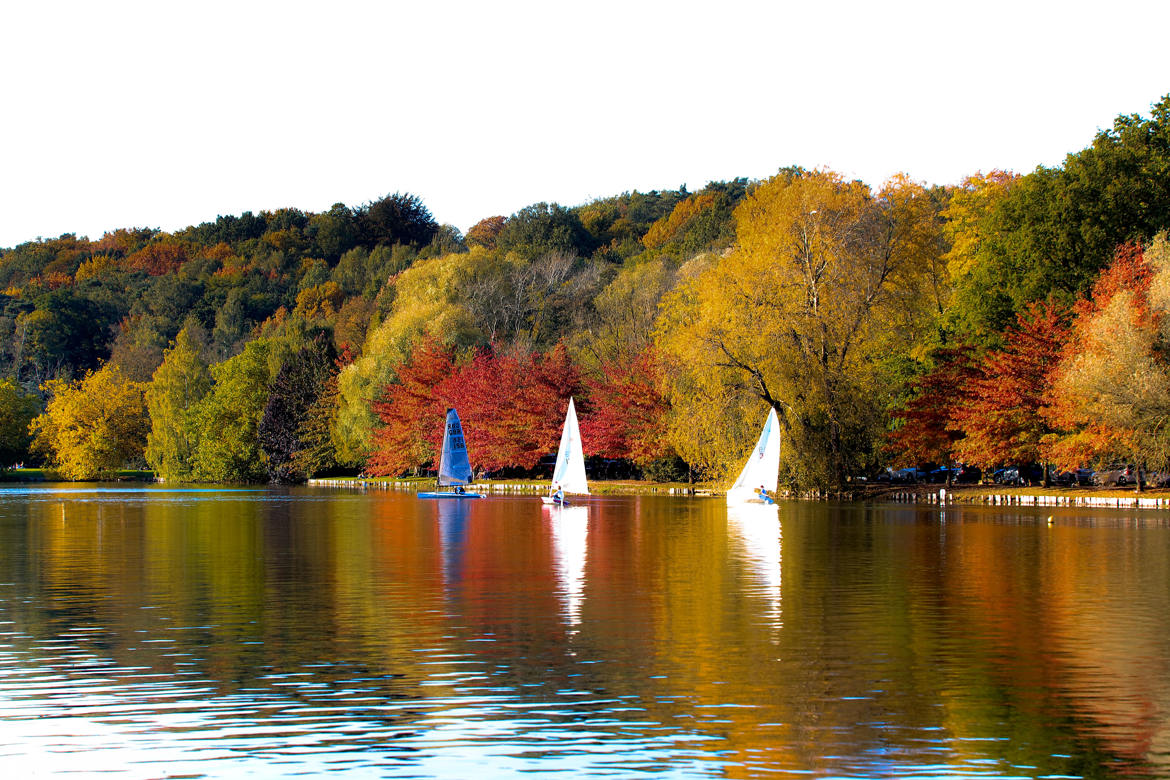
[4,95,1170,490]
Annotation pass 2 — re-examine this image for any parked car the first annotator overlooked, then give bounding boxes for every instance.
[953,464,982,483]
[1093,464,1133,486]
[993,467,1022,485]
[1047,466,1093,486]
[881,467,923,483]
[1146,471,1170,488]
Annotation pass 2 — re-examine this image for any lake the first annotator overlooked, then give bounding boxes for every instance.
[1,485,1168,778]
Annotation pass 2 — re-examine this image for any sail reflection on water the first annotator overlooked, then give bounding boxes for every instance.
[726,503,782,637]
[546,504,589,628]
[436,499,470,587]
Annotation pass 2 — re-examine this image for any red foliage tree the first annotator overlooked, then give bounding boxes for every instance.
[952,300,1070,481]
[367,340,583,477]
[444,343,581,473]
[583,347,672,465]
[366,338,453,476]
[885,345,978,470]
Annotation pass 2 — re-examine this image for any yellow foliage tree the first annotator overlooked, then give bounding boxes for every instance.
[31,364,150,480]
[642,193,717,250]
[583,258,676,367]
[655,170,946,488]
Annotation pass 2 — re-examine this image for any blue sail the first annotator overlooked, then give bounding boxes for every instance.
[437,408,473,486]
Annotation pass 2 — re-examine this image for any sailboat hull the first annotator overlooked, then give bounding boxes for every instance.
[418,491,484,499]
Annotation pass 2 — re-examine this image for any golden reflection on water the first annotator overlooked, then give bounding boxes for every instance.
[1,487,1169,777]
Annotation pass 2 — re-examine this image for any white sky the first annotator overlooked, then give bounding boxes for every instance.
[2,0,1168,249]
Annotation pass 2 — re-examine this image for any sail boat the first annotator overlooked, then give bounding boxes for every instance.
[418,408,484,499]
[726,407,781,505]
[542,397,589,506]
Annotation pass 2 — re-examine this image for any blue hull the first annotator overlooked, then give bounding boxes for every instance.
[417,491,484,499]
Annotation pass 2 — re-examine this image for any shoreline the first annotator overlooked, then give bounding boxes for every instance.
[876,484,1170,510]
[308,477,1170,509]
[306,477,707,496]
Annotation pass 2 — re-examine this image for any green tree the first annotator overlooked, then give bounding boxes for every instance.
[496,202,596,260]
[145,328,211,482]
[191,340,273,482]
[944,95,1170,341]
[585,258,676,366]
[357,192,438,249]
[309,203,358,259]
[258,338,336,483]
[0,378,38,467]
[30,364,149,480]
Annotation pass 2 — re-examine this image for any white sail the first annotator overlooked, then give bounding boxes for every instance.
[551,397,589,495]
[727,407,781,504]
[437,408,473,486]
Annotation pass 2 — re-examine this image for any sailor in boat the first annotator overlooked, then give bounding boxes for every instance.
[455,485,466,495]
[549,482,565,504]
[756,485,774,504]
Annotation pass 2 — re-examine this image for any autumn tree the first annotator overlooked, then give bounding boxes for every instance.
[333,250,484,464]
[1045,239,1170,479]
[444,344,580,473]
[31,364,149,480]
[465,216,507,250]
[583,347,673,468]
[145,327,211,482]
[885,346,978,477]
[366,338,453,477]
[655,170,946,488]
[366,340,581,478]
[952,300,1069,484]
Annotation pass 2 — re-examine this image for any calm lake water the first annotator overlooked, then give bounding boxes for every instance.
[1,485,1169,778]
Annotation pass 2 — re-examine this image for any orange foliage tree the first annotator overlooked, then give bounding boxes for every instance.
[1043,242,1167,476]
[465,216,507,250]
[885,345,978,471]
[366,339,452,477]
[952,300,1070,482]
[125,238,191,275]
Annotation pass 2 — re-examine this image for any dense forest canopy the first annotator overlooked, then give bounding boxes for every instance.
[7,95,1170,490]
